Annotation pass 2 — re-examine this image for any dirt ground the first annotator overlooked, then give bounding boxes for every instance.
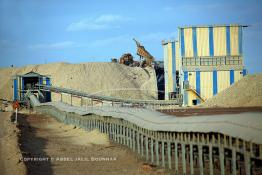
[0,112,27,175]
[1,110,261,175]
[12,112,166,175]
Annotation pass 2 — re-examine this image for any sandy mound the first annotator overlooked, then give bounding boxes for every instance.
[46,123,109,146]
[0,62,157,101]
[0,112,27,175]
[201,74,262,107]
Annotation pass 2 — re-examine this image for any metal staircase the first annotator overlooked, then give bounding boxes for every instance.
[185,84,206,102]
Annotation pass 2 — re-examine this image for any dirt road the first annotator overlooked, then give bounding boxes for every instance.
[17,113,164,175]
[0,112,27,175]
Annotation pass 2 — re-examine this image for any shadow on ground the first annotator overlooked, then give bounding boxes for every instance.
[15,113,53,175]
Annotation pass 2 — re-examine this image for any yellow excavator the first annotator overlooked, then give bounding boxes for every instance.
[133,38,154,67]
[118,39,155,67]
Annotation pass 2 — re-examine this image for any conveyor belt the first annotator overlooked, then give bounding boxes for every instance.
[35,102,262,174]
[36,84,183,106]
[27,93,262,174]
[39,101,262,145]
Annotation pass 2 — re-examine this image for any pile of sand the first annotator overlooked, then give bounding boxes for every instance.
[46,123,110,146]
[201,74,262,107]
[0,62,157,102]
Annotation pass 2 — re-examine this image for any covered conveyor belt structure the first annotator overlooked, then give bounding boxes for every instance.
[27,95,262,174]
[36,84,183,108]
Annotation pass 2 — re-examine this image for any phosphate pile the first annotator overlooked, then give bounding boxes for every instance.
[0,62,157,101]
[202,74,262,107]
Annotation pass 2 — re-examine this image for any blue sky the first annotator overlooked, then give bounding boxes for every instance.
[0,0,262,73]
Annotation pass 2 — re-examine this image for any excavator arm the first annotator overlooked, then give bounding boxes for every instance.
[133,38,154,67]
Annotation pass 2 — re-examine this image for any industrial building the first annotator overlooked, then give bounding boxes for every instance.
[162,40,180,100]
[163,24,247,106]
[13,71,51,103]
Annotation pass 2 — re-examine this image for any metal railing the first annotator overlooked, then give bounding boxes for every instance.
[184,82,207,102]
[182,56,243,67]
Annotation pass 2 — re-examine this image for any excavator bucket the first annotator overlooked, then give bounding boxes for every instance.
[133,38,155,67]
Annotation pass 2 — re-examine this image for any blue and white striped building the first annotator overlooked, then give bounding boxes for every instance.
[163,24,247,106]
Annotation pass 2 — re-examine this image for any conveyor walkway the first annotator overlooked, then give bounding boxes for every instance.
[26,89,262,174]
[36,84,183,107]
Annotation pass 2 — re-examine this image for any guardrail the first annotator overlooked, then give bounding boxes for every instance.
[182,56,243,67]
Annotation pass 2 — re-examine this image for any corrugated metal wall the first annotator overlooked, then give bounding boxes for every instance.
[13,79,18,100]
[180,25,242,57]
[184,28,194,57]
[167,43,174,94]
[183,71,188,105]
[230,70,234,85]
[230,26,239,55]
[188,71,197,106]
[180,28,185,57]
[171,42,176,92]
[238,27,243,55]
[21,77,24,92]
[213,70,218,95]
[17,77,21,100]
[234,70,243,83]
[17,77,21,92]
[186,71,213,105]
[175,41,180,71]
[217,71,230,93]
[200,72,213,99]
[184,70,245,105]
[196,27,209,56]
[188,71,196,89]
[164,41,179,100]
[213,27,227,56]
[45,77,52,102]
[164,43,169,100]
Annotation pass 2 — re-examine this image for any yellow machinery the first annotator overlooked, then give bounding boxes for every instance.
[133,38,154,67]
[186,88,206,103]
[184,81,206,103]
